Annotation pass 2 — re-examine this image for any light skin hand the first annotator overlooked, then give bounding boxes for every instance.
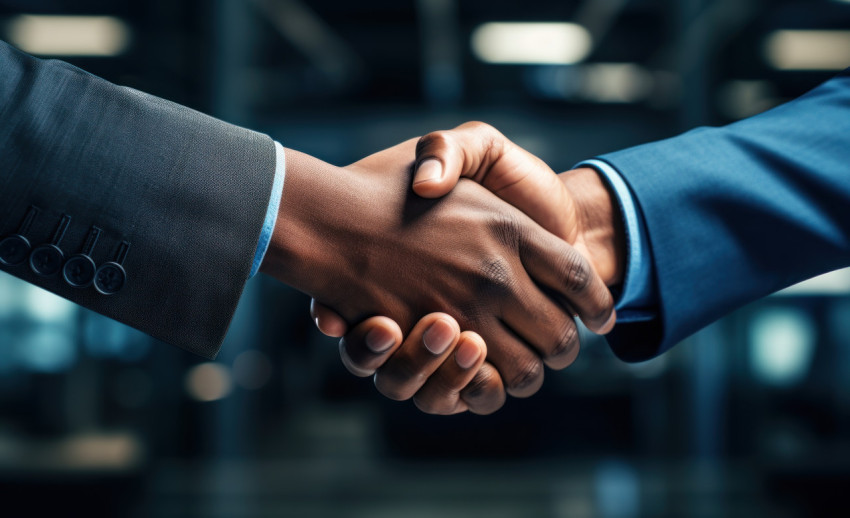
[261,139,614,405]
[311,122,625,414]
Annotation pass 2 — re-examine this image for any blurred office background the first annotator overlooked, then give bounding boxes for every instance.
[1,0,850,516]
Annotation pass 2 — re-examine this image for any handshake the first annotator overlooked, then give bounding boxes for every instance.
[260,122,624,416]
[3,40,843,419]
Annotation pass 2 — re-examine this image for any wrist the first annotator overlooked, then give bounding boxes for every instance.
[559,167,625,286]
[259,149,342,294]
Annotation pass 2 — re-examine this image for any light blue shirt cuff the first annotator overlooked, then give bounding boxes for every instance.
[576,159,656,322]
[249,141,286,278]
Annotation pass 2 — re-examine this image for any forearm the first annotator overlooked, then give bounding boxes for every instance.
[0,40,276,357]
[602,68,850,357]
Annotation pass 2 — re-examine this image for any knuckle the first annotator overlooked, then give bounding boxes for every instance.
[589,304,613,329]
[576,280,614,326]
[462,367,499,401]
[460,120,498,142]
[550,320,579,360]
[490,212,523,249]
[546,321,581,369]
[416,131,451,157]
[505,357,544,395]
[462,368,506,415]
[481,256,512,287]
[455,303,484,329]
[459,120,490,131]
[476,256,516,299]
[560,249,592,293]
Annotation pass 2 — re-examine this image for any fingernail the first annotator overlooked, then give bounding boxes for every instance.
[414,159,442,185]
[455,340,481,369]
[423,319,454,355]
[365,327,395,353]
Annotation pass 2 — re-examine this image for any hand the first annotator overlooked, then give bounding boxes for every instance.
[312,123,624,414]
[411,122,624,285]
[262,139,615,401]
[335,311,494,415]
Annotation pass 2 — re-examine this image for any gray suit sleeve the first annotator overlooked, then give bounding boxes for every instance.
[0,40,277,358]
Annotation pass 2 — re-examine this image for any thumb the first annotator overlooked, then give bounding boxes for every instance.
[413,122,576,241]
[412,158,454,198]
[310,298,349,337]
[412,127,471,198]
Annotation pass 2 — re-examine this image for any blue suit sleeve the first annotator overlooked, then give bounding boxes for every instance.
[597,69,850,361]
[576,159,658,323]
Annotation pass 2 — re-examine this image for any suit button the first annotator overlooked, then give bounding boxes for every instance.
[0,205,40,267]
[64,226,102,288]
[30,244,64,276]
[95,240,130,295]
[30,214,71,276]
[63,255,97,287]
[94,263,126,295]
[0,235,31,266]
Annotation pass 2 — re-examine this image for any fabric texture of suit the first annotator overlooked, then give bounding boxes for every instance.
[0,40,276,358]
[600,69,850,361]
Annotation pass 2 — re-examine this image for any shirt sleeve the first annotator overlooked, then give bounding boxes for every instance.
[249,141,286,277]
[575,159,658,323]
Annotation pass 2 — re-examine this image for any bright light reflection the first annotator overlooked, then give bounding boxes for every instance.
[749,308,816,387]
[185,363,233,402]
[24,285,76,323]
[7,15,131,56]
[777,267,850,296]
[471,22,592,65]
[581,63,653,103]
[0,274,22,318]
[765,30,850,70]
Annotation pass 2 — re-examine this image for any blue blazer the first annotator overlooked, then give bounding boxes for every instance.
[600,69,850,361]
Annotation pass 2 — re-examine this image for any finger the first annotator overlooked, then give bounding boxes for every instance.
[501,281,581,370]
[412,127,469,198]
[460,361,507,415]
[310,299,348,337]
[338,316,403,377]
[373,313,461,401]
[520,228,616,335]
[413,121,513,198]
[412,331,487,415]
[413,122,575,241]
[477,321,545,399]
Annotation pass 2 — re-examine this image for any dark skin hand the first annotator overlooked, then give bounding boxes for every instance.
[337,311,489,415]
[311,122,625,415]
[261,137,616,405]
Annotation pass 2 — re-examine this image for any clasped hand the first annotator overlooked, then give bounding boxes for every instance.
[261,122,622,415]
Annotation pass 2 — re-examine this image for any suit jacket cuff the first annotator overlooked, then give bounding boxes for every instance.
[575,159,658,323]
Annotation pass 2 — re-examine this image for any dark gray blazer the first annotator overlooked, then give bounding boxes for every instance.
[0,40,276,358]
